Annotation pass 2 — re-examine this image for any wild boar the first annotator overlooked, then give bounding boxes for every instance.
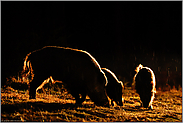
[22,46,109,106]
[133,64,156,109]
[102,68,124,106]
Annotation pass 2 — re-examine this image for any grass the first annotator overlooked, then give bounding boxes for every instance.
[1,82,182,122]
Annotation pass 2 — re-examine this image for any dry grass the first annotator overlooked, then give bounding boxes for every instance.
[1,83,182,122]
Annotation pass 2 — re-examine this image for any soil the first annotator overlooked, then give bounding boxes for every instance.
[1,84,182,122]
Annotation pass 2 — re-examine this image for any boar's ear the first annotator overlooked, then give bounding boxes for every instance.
[118,81,124,89]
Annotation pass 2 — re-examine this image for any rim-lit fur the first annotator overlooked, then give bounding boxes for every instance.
[22,46,108,85]
[133,64,156,109]
[22,46,110,106]
[102,68,124,106]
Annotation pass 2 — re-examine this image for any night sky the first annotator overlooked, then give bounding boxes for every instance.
[1,1,182,88]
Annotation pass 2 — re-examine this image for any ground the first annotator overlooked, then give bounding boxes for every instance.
[1,82,182,122]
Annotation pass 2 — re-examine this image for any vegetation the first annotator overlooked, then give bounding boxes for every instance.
[1,81,182,122]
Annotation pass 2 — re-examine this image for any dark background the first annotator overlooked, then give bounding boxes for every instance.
[1,1,182,90]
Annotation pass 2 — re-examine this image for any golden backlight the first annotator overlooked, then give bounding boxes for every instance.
[133,64,156,108]
[22,46,109,98]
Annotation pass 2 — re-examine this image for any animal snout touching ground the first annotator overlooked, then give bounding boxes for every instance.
[2,79,181,122]
[2,47,181,122]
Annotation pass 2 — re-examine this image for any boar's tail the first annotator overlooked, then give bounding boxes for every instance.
[133,64,156,93]
[132,64,144,89]
[22,47,46,82]
[22,52,34,83]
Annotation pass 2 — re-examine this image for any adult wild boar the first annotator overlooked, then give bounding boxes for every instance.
[102,68,124,106]
[22,46,109,106]
[133,64,156,109]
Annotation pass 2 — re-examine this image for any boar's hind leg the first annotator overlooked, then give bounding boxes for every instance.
[29,82,38,99]
[29,76,45,99]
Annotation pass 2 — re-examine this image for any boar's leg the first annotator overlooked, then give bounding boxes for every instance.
[29,75,47,99]
[29,81,38,99]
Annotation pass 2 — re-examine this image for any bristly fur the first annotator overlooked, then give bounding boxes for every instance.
[133,64,156,109]
[22,46,111,106]
[22,46,108,85]
[102,68,124,106]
